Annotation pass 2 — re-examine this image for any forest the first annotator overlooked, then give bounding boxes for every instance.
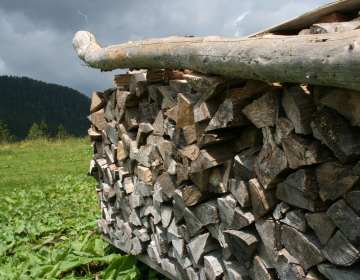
[0,76,91,140]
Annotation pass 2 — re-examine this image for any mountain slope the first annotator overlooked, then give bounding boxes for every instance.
[0,76,91,139]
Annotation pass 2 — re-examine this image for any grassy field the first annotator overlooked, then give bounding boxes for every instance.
[0,138,166,280]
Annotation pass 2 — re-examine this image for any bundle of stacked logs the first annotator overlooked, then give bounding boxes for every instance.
[87,64,360,279]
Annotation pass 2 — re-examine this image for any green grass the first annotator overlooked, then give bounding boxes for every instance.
[0,138,92,194]
[0,138,166,279]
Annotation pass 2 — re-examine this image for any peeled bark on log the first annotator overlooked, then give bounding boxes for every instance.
[73,30,360,92]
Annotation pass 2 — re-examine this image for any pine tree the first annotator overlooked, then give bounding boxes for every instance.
[40,119,50,138]
[57,124,68,140]
[0,119,12,143]
[26,123,41,140]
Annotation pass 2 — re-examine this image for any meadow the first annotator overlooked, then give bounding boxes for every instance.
[0,138,166,279]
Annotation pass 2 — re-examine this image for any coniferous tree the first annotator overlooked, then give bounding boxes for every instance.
[57,124,68,140]
[0,119,12,143]
[40,119,50,138]
[26,123,41,140]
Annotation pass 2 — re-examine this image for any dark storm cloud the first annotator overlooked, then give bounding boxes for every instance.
[0,0,333,97]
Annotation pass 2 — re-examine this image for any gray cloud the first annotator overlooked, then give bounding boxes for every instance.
[0,0,333,97]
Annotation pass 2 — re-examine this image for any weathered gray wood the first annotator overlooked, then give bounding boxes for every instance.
[280,210,309,233]
[183,73,245,101]
[275,117,294,145]
[204,250,225,280]
[255,127,289,189]
[153,110,165,136]
[88,109,107,131]
[321,230,360,266]
[305,212,336,245]
[281,224,325,270]
[275,248,306,280]
[249,254,277,280]
[242,91,282,129]
[317,262,360,280]
[311,21,360,34]
[156,172,178,199]
[327,199,360,248]
[234,126,263,153]
[231,207,255,230]
[277,169,325,212]
[282,133,334,169]
[313,86,360,127]
[233,147,260,181]
[218,194,237,229]
[249,178,278,220]
[282,84,315,135]
[343,185,360,215]
[129,72,147,93]
[160,204,174,228]
[197,131,239,149]
[209,167,227,194]
[223,228,260,263]
[315,161,359,202]
[90,91,107,112]
[206,99,251,131]
[189,169,211,192]
[311,108,360,163]
[184,207,204,236]
[194,98,220,123]
[273,202,290,220]
[186,266,201,280]
[255,219,281,267]
[188,232,220,264]
[74,30,360,92]
[223,258,251,280]
[228,179,252,208]
[241,80,282,101]
[189,143,236,173]
[136,123,154,146]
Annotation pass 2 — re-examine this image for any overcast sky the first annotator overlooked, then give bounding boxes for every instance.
[0,0,334,98]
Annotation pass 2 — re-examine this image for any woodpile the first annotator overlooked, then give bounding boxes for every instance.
[82,9,360,280]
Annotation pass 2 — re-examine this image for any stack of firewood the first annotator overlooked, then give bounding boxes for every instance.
[87,65,360,279]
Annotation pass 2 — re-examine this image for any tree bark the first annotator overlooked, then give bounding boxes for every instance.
[73,30,360,92]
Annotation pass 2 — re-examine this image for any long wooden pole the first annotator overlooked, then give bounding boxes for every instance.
[73,30,360,91]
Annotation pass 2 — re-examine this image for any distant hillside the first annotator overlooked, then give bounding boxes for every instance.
[0,76,91,139]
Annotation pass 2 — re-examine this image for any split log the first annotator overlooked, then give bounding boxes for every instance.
[205,99,251,131]
[311,108,360,163]
[255,219,281,267]
[275,248,306,280]
[197,131,239,149]
[90,91,107,112]
[249,178,278,220]
[223,228,260,263]
[275,117,294,145]
[186,266,201,280]
[327,199,360,248]
[136,123,154,146]
[281,224,325,270]
[343,185,360,215]
[174,185,210,208]
[156,172,178,199]
[160,204,173,228]
[249,255,277,280]
[305,212,336,245]
[277,169,325,212]
[231,207,255,230]
[194,98,219,123]
[153,111,165,136]
[176,93,200,128]
[282,84,316,135]
[204,250,225,280]
[164,106,177,122]
[223,259,251,280]
[317,11,352,23]
[169,79,191,93]
[124,107,145,131]
[317,262,360,280]
[189,169,211,192]
[187,232,220,264]
[241,80,282,101]
[183,73,245,101]
[321,230,360,266]
[88,110,107,131]
[182,125,196,145]
[233,127,263,153]
[242,91,282,128]
[313,86,360,127]
[229,179,252,208]
[104,100,115,121]
[113,74,131,86]
[129,73,146,93]
[282,134,334,169]
[184,207,204,236]
[73,30,360,92]
[218,194,237,229]
[209,167,227,194]
[233,147,260,181]
[189,143,236,173]
[180,144,200,161]
[315,161,360,202]
[273,202,290,220]
[88,128,102,141]
[280,210,308,233]
[254,127,289,189]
